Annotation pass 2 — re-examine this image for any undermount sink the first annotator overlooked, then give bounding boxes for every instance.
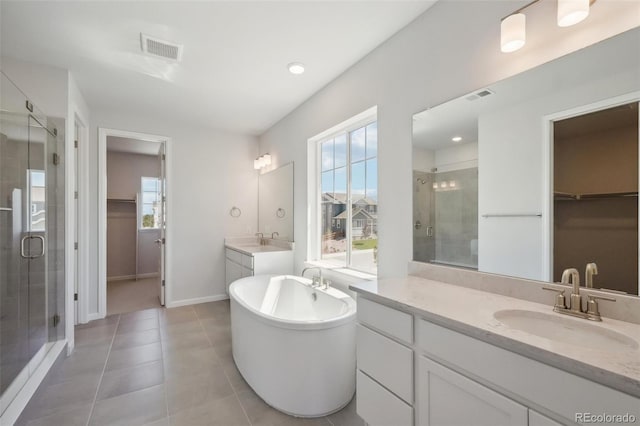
[494,309,639,352]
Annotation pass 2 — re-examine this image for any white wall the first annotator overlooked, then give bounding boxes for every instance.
[258,0,640,279]
[89,109,258,312]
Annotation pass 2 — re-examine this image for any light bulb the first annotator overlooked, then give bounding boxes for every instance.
[263,153,272,166]
[288,62,305,75]
[557,0,590,27]
[501,13,526,53]
[254,159,261,170]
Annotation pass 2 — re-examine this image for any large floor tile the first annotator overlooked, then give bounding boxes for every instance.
[160,319,203,337]
[116,316,159,335]
[169,394,249,426]
[89,384,167,426]
[161,329,212,353]
[20,374,100,421]
[166,365,234,414]
[193,300,230,320]
[97,360,164,400]
[45,345,109,385]
[112,327,161,350]
[200,318,231,345]
[105,342,163,372]
[159,306,198,325]
[75,315,120,330]
[163,346,219,380]
[24,402,93,426]
[237,389,332,426]
[74,323,117,347]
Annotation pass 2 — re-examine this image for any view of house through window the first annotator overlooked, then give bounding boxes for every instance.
[320,121,378,274]
[28,170,46,231]
[141,176,161,229]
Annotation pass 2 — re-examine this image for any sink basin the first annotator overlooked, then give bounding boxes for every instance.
[494,309,639,352]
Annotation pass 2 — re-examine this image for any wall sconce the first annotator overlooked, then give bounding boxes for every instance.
[501,0,595,53]
[254,153,272,170]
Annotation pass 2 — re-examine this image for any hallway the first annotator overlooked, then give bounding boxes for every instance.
[107,277,162,316]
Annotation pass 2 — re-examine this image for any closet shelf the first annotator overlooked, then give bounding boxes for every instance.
[107,198,136,203]
[554,191,638,201]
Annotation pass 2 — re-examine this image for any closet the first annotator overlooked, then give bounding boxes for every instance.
[553,102,639,294]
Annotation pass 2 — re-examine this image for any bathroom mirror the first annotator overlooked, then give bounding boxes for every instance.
[258,162,294,241]
[412,27,640,295]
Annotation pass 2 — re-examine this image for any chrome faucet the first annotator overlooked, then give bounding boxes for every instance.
[271,232,279,239]
[255,233,264,245]
[585,262,598,288]
[302,266,323,288]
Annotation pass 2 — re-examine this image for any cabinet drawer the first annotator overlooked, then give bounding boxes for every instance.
[357,370,413,426]
[225,248,242,264]
[357,297,413,344]
[241,254,254,269]
[357,324,413,403]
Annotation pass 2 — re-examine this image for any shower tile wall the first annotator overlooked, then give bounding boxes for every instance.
[413,168,478,268]
[434,168,478,268]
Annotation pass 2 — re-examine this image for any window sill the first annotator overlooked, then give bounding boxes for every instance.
[303,260,376,283]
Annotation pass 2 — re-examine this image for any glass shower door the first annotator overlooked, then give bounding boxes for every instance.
[0,72,49,412]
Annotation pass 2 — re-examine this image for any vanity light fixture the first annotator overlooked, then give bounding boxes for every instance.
[254,153,272,170]
[451,136,463,142]
[501,0,596,53]
[288,62,305,75]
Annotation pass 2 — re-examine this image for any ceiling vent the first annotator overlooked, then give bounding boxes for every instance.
[140,33,183,62]
[465,89,494,101]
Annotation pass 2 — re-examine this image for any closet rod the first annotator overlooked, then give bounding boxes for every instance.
[481,213,542,218]
[554,191,638,200]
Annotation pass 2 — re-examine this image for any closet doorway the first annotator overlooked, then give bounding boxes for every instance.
[98,129,168,316]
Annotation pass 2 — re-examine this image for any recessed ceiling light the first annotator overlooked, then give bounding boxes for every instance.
[452,136,462,142]
[288,62,305,75]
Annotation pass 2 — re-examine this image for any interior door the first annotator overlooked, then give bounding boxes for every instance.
[157,143,166,306]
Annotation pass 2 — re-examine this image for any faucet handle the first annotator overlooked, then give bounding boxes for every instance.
[542,286,566,310]
[585,294,615,321]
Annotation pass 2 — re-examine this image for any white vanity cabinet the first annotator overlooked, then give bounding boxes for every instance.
[356,298,414,426]
[224,247,293,292]
[355,296,640,426]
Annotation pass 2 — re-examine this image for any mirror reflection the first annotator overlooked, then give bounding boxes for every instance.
[258,162,294,241]
[412,28,640,295]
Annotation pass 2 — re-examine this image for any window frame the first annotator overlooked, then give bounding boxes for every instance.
[308,107,378,276]
[139,176,161,230]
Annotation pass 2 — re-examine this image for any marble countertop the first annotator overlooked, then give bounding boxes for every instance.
[350,276,640,397]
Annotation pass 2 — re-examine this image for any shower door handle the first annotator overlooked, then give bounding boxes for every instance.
[20,235,46,259]
[426,226,434,237]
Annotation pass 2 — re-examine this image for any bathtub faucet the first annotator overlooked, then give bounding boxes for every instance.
[302,266,323,288]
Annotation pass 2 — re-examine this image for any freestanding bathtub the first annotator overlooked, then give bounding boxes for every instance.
[229,274,357,417]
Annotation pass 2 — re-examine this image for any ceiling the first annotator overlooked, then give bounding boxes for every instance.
[0,1,435,135]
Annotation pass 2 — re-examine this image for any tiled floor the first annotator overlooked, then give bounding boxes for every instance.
[107,278,162,316]
[16,301,364,426]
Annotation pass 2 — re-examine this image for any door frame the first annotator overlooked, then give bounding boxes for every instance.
[541,91,640,291]
[97,128,171,318]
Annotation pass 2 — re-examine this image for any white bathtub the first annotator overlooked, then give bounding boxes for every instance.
[229,274,357,417]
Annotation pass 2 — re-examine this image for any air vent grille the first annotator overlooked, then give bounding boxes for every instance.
[465,89,494,101]
[140,33,183,62]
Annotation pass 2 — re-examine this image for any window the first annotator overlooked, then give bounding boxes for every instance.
[27,170,46,231]
[318,119,378,274]
[140,177,161,229]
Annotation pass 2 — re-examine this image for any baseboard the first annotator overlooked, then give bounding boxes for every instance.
[166,293,229,308]
[87,312,104,321]
[0,340,66,426]
[107,273,159,282]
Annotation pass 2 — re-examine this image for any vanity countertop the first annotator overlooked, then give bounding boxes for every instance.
[225,243,291,255]
[350,276,640,397]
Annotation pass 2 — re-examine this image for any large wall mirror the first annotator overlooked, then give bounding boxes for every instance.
[412,28,640,295]
[258,162,294,241]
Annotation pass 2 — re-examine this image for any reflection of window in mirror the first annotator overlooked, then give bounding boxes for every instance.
[140,176,161,229]
[553,102,639,295]
[312,113,378,275]
[27,169,46,232]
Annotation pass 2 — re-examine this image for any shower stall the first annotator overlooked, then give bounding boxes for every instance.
[0,71,66,416]
[413,167,478,269]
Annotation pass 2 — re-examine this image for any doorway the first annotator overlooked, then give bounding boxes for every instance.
[98,129,168,316]
[552,101,639,295]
